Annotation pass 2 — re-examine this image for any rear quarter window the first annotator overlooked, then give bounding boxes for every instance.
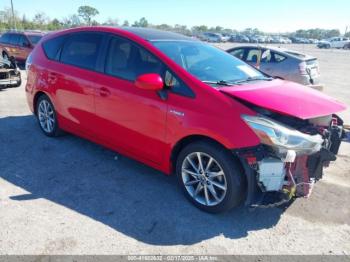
[42,35,66,61]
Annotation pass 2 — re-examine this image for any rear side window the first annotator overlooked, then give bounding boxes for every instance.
[60,32,103,71]
[0,33,10,44]
[42,35,66,61]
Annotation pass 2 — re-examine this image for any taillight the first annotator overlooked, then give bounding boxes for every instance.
[299,61,307,74]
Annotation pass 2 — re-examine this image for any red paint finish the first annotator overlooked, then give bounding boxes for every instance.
[220,79,346,119]
[25,27,346,175]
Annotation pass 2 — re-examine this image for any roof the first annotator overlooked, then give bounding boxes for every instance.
[122,27,195,41]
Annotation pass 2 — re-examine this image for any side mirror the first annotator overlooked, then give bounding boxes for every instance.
[135,73,163,91]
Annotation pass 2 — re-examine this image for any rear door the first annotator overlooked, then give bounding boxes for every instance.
[93,35,168,164]
[52,32,105,134]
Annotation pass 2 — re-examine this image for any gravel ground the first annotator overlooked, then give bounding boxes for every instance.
[0,44,349,255]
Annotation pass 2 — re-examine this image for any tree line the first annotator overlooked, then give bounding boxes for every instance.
[0,5,348,39]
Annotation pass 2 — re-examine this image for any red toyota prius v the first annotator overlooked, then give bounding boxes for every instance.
[26,27,347,213]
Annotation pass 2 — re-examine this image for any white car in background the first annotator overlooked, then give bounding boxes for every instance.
[317,37,350,49]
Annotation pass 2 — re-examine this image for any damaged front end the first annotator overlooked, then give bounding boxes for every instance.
[235,112,345,208]
[0,55,21,88]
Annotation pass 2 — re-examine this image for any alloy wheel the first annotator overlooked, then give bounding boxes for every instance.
[38,99,55,133]
[181,152,227,206]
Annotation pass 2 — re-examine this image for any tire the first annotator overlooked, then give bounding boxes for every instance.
[36,94,62,137]
[176,141,245,213]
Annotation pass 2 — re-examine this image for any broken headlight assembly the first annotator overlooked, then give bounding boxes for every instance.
[242,115,324,155]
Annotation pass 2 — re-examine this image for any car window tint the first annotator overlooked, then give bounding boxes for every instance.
[229,49,245,60]
[0,33,10,44]
[18,35,29,47]
[246,49,261,63]
[105,36,163,81]
[27,35,42,45]
[273,53,286,62]
[9,34,20,46]
[42,35,66,61]
[61,32,103,70]
[164,70,194,98]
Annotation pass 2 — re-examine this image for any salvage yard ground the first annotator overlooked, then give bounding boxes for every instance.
[0,44,349,255]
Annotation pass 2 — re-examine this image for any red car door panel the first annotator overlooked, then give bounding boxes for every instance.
[94,74,167,164]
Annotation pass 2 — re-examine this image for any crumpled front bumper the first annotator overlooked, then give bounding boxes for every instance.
[234,116,346,208]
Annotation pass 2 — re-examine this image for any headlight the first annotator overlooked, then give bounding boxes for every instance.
[242,115,323,155]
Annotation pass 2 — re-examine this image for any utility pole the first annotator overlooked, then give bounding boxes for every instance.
[10,0,17,30]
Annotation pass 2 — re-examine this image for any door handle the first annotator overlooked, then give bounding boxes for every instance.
[99,87,111,97]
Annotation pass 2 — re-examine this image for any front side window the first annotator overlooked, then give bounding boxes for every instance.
[61,32,103,70]
[105,36,163,81]
[152,41,264,83]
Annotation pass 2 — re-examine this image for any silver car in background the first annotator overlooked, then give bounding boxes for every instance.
[227,45,322,90]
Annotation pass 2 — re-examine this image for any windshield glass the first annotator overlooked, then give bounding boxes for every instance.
[152,40,264,84]
[27,35,42,45]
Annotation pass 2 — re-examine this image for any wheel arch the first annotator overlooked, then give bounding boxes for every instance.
[33,91,49,115]
[170,134,243,174]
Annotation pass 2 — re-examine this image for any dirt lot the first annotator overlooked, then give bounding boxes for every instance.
[0,44,349,255]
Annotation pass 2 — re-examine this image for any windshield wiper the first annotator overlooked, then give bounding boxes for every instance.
[232,76,274,84]
[202,80,235,86]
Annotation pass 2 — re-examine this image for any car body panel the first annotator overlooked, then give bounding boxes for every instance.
[26,26,262,174]
[220,79,346,119]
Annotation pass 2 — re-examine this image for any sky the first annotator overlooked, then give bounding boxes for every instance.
[2,0,350,33]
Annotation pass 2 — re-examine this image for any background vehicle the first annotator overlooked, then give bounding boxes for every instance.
[200,32,223,42]
[230,34,250,43]
[0,50,21,88]
[0,31,44,63]
[317,37,350,49]
[344,42,350,50]
[227,45,322,89]
[26,27,345,213]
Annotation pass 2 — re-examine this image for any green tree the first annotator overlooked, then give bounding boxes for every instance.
[78,5,99,26]
[133,17,148,27]
[122,20,129,26]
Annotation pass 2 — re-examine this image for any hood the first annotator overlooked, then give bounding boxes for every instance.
[220,79,346,120]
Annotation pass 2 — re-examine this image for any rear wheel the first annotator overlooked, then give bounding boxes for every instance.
[176,141,245,213]
[36,95,62,137]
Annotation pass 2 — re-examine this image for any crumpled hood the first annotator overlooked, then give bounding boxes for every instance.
[220,79,346,120]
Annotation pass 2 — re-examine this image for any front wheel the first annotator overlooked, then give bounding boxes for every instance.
[176,141,245,213]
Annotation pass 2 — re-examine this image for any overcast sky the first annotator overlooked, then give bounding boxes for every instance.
[2,0,350,33]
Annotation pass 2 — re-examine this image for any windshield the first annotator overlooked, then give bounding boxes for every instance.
[152,40,265,84]
[27,35,43,45]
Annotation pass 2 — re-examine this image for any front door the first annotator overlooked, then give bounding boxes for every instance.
[94,35,168,164]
